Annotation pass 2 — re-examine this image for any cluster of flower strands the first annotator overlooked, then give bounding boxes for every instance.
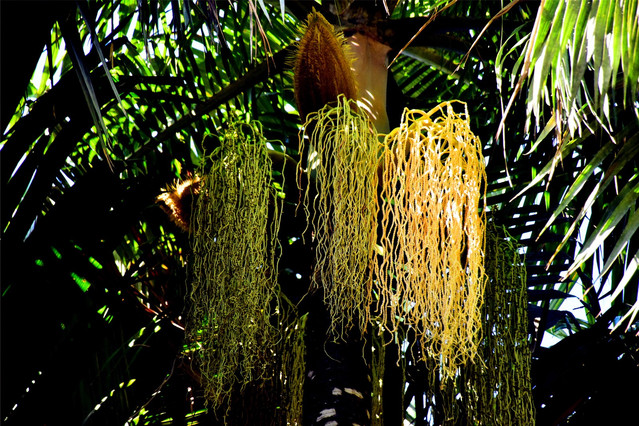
[220,312,307,425]
[417,222,533,424]
[466,221,534,424]
[375,101,487,380]
[281,315,307,425]
[299,95,379,339]
[187,120,283,407]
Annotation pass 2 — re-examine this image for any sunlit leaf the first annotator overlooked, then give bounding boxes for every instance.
[598,208,639,279]
[564,179,639,278]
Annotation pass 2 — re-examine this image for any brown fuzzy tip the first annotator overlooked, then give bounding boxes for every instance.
[293,9,358,122]
[156,177,201,232]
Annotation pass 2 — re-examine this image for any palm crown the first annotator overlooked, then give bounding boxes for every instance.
[2,1,637,424]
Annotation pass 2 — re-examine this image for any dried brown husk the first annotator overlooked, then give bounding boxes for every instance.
[156,177,201,232]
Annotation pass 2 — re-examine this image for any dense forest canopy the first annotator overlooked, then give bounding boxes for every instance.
[1,0,638,424]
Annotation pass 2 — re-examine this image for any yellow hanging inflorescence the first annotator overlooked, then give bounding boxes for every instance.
[299,95,379,339]
[375,101,487,380]
[188,120,283,408]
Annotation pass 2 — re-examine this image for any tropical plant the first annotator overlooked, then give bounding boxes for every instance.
[2,0,638,424]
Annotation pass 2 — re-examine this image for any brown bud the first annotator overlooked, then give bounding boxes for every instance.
[293,9,358,122]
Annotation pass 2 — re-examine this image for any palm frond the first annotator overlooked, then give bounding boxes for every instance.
[517,0,639,138]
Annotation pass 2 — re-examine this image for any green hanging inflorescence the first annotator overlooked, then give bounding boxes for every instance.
[466,221,535,424]
[420,221,534,424]
[187,120,284,408]
[282,314,307,425]
[299,95,380,339]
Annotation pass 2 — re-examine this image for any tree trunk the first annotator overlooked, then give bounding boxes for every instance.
[303,298,372,425]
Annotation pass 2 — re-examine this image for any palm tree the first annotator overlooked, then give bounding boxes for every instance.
[2,0,637,424]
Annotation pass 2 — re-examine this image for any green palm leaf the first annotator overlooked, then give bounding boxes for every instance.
[519,0,638,138]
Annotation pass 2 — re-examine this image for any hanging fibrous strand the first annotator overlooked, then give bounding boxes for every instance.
[375,101,487,380]
[292,9,358,122]
[419,221,534,424]
[299,95,379,339]
[187,120,284,408]
[466,221,534,424]
[282,314,307,425]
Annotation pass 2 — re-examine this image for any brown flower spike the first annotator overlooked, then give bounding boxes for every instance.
[293,10,358,122]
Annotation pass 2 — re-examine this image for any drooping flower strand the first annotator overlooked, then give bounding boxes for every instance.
[299,96,380,339]
[188,120,284,407]
[466,221,534,424]
[375,101,487,380]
